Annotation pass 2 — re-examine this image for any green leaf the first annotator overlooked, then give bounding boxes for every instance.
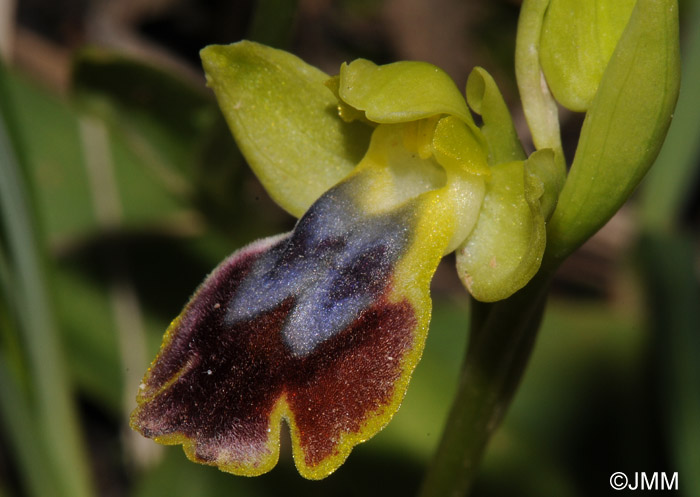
[72,47,222,197]
[546,0,681,261]
[639,234,700,497]
[5,69,192,243]
[0,64,95,497]
[338,59,474,125]
[72,48,277,238]
[540,0,636,111]
[201,41,372,218]
[6,72,96,240]
[51,267,123,412]
[0,362,58,497]
[640,0,700,231]
[455,159,546,302]
[466,67,525,165]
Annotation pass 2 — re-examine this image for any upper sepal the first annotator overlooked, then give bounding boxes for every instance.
[338,59,474,126]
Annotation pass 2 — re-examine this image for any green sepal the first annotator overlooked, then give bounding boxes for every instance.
[466,67,525,165]
[200,41,372,218]
[456,159,546,302]
[338,59,474,125]
[546,0,681,261]
[540,0,636,112]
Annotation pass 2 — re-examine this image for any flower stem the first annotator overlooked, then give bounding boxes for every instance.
[418,269,553,497]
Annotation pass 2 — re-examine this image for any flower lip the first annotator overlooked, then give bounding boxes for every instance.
[131,120,480,479]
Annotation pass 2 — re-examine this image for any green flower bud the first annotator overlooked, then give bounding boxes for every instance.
[546,0,680,261]
[540,0,636,112]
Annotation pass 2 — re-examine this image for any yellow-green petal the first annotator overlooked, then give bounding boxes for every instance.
[540,0,636,112]
[466,67,526,165]
[456,159,546,302]
[338,59,474,125]
[201,41,372,218]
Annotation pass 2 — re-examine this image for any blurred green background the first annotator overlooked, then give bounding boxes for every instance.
[1,1,698,496]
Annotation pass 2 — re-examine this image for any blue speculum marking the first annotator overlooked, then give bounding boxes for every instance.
[226,183,412,356]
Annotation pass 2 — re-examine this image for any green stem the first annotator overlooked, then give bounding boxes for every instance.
[418,5,569,493]
[418,269,553,497]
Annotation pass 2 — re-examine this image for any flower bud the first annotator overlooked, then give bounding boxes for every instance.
[539,0,636,111]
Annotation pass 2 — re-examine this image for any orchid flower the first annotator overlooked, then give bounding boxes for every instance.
[129,41,553,479]
[130,0,680,485]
